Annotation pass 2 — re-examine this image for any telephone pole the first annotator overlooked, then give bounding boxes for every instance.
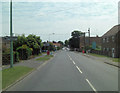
[10,0,13,68]
[88,28,90,46]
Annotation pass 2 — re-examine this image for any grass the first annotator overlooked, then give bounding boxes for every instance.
[112,58,120,62]
[36,55,53,61]
[2,66,33,89]
[89,53,120,62]
[89,53,108,58]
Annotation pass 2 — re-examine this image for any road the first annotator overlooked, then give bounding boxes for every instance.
[6,50,118,92]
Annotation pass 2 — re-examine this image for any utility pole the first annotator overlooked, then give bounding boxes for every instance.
[84,32,86,51]
[10,0,13,68]
[88,28,90,47]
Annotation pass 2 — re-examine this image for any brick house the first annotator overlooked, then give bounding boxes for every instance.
[2,36,10,51]
[102,25,120,58]
[79,36,102,51]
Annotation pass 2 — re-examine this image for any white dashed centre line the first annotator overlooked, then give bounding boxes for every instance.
[86,79,97,93]
[72,61,75,65]
[76,66,82,74]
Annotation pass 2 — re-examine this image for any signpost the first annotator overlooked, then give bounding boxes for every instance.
[10,0,13,68]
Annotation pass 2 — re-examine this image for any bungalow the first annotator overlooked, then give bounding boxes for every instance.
[102,25,120,58]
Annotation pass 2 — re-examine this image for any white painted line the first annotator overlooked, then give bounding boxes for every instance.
[86,79,97,93]
[76,66,82,74]
[72,61,75,65]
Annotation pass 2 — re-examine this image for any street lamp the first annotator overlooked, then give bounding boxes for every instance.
[10,0,13,68]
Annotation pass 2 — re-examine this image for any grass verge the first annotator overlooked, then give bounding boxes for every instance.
[36,55,53,61]
[112,58,120,62]
[88,53,108,58]
[89,53,120,62]
[2,66,33,89]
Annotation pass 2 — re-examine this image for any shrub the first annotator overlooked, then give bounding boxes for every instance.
[2,52,19,65]
[16,45,32,60]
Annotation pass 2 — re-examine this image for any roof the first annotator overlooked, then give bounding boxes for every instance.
[52,43,61,47]
[102,25,120,37]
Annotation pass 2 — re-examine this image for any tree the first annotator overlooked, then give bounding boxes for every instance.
[71,30,84,38]
[27,34,42,55]
[13,34,27,51]
[64,40,69,47]
[58,41,64,46]
[69,30,84,49]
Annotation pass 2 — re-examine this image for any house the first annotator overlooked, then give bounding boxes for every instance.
[52,42,61,48]
[102,25,120,58]
[2,36,10,50]
[79,36,102,51]
[2,36,18,52]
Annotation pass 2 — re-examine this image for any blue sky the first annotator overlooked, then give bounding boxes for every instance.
[1,1,119,42]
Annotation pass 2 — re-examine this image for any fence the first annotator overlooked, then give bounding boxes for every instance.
[90,49,109,57]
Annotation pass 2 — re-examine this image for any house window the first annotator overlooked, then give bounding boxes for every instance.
[107,48,109,51]
[103,48,106,51]
[112,36,115,42]
[107,37,109,42]
[103,38,105,43]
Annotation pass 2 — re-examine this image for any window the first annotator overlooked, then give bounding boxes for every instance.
[103,48,106,51]
[103,38,105,43]
[107,37,109,42]
[112,36,115,42]
[107,48,109,51]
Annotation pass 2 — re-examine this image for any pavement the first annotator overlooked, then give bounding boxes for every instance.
[82,53,120,68]
[5,50,118,91]
[2,52,54,70]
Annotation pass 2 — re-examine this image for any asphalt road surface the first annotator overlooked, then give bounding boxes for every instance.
[6,50,118,92]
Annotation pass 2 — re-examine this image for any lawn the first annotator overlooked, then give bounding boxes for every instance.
[88,53,108,58]
[36,55,53,61]
[2,66,33,89]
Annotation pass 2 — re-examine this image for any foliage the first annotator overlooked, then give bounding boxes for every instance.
[27,34,42,55]
[58,41,63,46]
[14,34,42,56]
[71,30,84,38]
[2,52,19,65]
[13,34,27,51]
[69,37,80,48]
[64,40,69,47]
[69,30,84,49]
[16,45,32,60]
[57,47,60,50]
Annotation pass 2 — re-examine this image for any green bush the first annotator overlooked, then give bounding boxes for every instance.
[14,52,19,62]
[2,52,19,65]
[16,45,32,60]
[57,47,60,50]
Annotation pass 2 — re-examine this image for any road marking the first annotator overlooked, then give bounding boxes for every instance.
[86,79,97,93]
[72,61,75,65]
[76,66,82,74]
[68,55,76,65]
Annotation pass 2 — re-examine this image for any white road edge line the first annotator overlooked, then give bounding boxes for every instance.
[76,66,82,74]
[86,79,97,93]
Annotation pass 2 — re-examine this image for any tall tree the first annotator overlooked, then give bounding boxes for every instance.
[64,40,69,47]
[69,30,84,49]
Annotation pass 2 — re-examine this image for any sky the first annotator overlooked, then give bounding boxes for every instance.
[1,0,119,42]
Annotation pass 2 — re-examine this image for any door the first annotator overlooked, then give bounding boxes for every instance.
[112,48,115,58]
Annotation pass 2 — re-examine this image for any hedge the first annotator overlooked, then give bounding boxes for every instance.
[2,52,19,65]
